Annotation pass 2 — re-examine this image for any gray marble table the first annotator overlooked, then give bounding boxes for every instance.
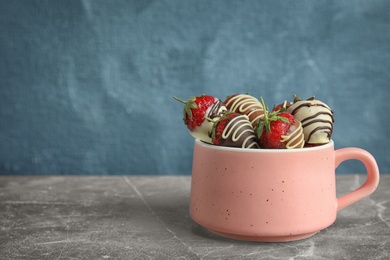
[0,175,389,259]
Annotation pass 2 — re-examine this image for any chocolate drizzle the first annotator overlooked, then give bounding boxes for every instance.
[287,100,334,145]
[224,94,264,128]
[281,121,305,149]
[290,103,332,116]
[306,126,333,144]
[220,114,259,149]
[300,111,334,126]
[207,99,227,119]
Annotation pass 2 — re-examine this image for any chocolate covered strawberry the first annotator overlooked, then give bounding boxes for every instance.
[255,97,304,149]
[210,112,259,149]
[286,95,334,145]
[224,94,264,128]
[173,95,227,143]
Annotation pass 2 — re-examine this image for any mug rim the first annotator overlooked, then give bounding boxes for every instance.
[195,139,334,153]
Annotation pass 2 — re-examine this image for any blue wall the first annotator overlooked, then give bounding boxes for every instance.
[0,0,389,175]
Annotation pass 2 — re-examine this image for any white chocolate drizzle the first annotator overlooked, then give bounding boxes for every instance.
[221,114,259,148]
[280,120,305,149]
[225,94,264,128]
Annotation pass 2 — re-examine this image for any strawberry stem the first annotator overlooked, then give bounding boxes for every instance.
[173,96,187,104]
[259,97,271,132]
[204,116,215,123]
[260,96,268,120]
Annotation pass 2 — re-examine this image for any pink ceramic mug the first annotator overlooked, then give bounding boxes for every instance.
[190,139,380,242]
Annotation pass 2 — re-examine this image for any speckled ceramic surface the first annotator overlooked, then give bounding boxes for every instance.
[190,139,380,242]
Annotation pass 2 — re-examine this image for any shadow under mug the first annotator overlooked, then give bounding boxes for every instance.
[190,139,380,242]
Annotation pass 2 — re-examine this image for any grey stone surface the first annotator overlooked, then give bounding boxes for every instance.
[0,175,389,259]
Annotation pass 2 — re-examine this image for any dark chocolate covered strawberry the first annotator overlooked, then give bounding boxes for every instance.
[224,94,264,128]
[210,112,259,149]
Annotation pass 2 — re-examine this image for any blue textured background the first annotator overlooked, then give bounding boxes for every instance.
[0,0,389,175]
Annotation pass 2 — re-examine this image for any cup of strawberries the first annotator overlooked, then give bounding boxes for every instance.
[174,93,379,242]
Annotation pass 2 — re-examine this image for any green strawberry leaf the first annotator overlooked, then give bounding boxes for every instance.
[255,121,265,136]
[183,97,198,119]
[184,106,192,118]
[274,116,290,123]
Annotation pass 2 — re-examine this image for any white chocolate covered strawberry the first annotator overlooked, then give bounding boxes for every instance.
[173,95,227,143]
[287,97,334,145]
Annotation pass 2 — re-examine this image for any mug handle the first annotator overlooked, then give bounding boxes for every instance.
[335,148,380,211]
